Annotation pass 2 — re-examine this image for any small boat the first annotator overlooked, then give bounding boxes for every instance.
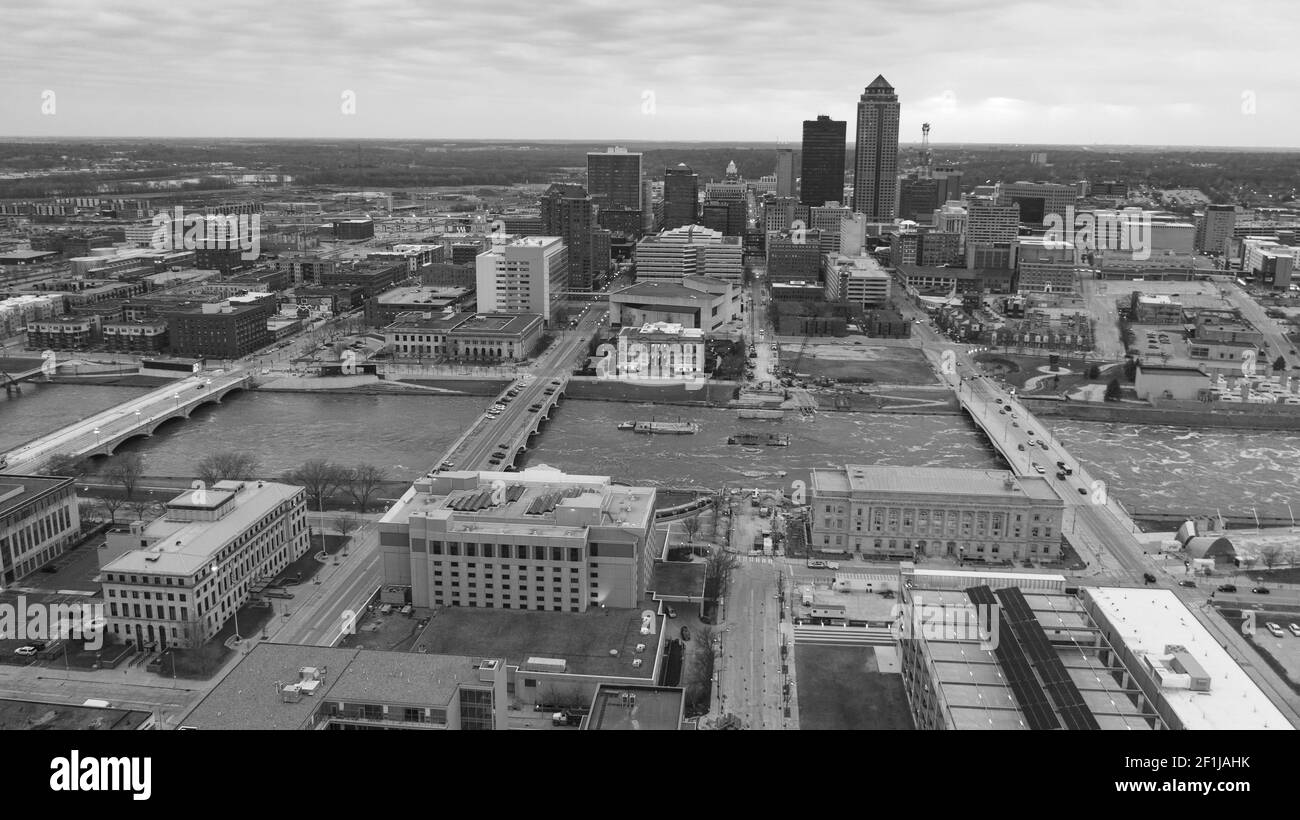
[766,434,791,446]
[616,421,635,430]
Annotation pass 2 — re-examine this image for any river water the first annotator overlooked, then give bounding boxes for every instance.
[5,385,1300,520]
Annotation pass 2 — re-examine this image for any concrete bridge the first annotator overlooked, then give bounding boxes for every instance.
[438,374,570,473]
[1,368,252,472]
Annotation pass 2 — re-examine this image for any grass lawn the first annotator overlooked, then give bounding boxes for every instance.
[795,644,914,730]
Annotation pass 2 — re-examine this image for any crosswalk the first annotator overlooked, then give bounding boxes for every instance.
[741,555,775,564]
[792,624,895,647]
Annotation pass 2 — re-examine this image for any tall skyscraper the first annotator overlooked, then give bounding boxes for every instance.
[539,183,604,290]
[775,148,795,198]
[663,164,700,230]
[587,146,642,211]
[851,75,900,220]
[800,115,846,208]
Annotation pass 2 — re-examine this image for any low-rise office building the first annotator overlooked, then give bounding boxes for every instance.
[163,295,275,359]
[0,475,80,586]
[1133,363,1211,401]
[809,465,1064,561]
[99,480,310,650]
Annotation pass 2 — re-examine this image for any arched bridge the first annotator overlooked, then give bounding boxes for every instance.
[1,369,252,472]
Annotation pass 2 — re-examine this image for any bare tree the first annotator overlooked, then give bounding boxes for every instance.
[195,452,260,486]
[126,499,160,521]
[333,513,360,542]
[1260,545,1283,570]
[343,463,388,513]
[681,515,701,550]
[97,495,126,524]
[103,452,145,501]
[282,459,348,510]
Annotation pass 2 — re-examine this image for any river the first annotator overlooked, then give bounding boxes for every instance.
[6,385,1300,521]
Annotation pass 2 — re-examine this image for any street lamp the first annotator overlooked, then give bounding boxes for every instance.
[173,392,181,409]
[93,428,101,446]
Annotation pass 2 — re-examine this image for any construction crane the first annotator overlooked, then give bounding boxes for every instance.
[920,123,932,179]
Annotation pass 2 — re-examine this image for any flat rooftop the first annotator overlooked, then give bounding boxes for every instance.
[450,313,542,335]
[412,603,661,679]
[0,475,71,519]
[0,698,152,731]
[181,643,492,730]
[811,466,1061,503]
[377,285,468,304]
[1086,587,1292,730]
[586,685,686,730]
[399,469,656,535]
[648,561,706,600]
[917,588,1155,730]
[102,481,302,576]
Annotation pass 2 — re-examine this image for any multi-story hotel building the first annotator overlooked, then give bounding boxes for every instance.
[379,469,657,613]
[474,236,568,326]
[99,480,310,651]
[0,475,80,586]
[809,465,1064,561]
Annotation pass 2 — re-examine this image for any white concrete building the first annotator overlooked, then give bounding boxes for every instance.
[475,236,569,326]
[99,480,310,650]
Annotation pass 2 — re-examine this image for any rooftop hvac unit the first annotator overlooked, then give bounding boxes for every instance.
[280,683,303,703]
[632,659,643,668]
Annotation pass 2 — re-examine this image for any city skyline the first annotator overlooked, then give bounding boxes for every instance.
[0,0,1297,148]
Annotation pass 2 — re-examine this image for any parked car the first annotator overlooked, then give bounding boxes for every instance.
[1143,572,1157,584]
[1252,587,1271,594]
[1217,584,1237,593]
[680,626,691,642]
[806,559,828,569]
[826,562,840,570]
[13,646,37,656]
[1289,623,1300,637]
[1266,622,1285,638]
[667,606,677,619]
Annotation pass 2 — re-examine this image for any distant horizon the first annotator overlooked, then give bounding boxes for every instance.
[2,136,1298,153]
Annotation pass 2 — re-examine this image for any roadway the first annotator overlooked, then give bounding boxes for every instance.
[1218,280,1298,370]
[441,305,605,472]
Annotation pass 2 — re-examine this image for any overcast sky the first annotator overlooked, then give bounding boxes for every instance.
[1,0,1296,147]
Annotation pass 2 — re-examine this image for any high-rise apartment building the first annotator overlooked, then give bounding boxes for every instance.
[1195,204,1236,255]
[800,115,847,208]
[965,201,1020,269]
[663,164,699,230]
[475,236,569,326]
[587,146,642,211]
[851,76,900,219]
[539,183,606,291]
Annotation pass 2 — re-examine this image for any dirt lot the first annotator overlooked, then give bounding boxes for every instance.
[785,342,936,385]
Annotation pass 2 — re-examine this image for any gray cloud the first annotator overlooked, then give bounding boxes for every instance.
[0,0,1295,146]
